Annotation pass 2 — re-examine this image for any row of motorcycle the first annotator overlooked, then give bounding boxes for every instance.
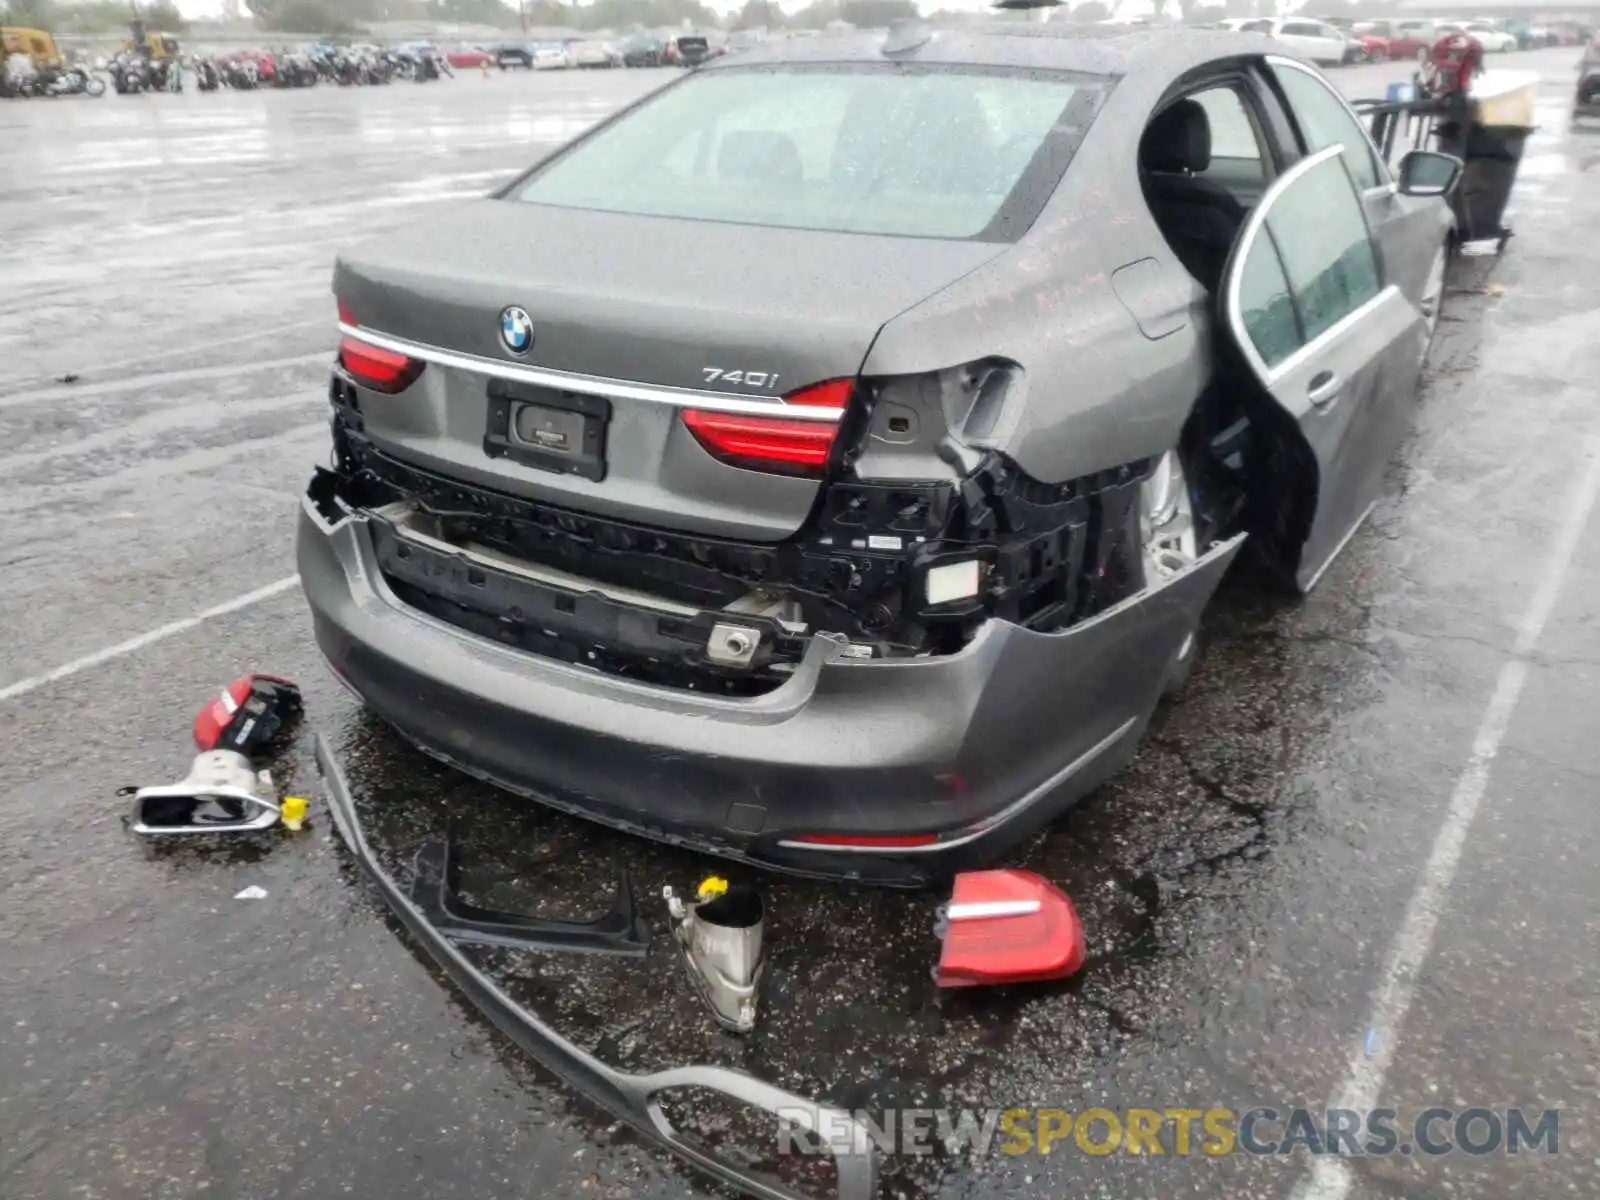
[5,44,457,97]
[122,45,454,94]
[1,65,105,97]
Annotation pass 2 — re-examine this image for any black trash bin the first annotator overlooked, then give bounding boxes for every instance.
[1432,116,1528,246]
[1356,73,1538,254]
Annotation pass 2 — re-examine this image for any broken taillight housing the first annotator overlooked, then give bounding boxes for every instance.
[336,299,425,395]
[682,378,853,477]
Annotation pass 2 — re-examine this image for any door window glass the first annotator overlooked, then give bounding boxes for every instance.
[1233,151,1382,369]
[1235,231,1301,368]
[1265,153,1380,344]
[1273,64,1385,190]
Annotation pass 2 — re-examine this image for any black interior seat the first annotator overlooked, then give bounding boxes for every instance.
[1139,98,1247,292]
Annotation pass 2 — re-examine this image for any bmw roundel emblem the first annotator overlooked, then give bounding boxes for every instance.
[499,306,534,356]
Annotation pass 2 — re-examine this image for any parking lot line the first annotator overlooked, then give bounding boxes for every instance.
[3,318,326,393]
[0,575,301,704]
[1292,432,1600,1200]
[0,353,330,411]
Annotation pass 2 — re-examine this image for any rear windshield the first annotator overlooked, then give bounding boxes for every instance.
[507,65,1099,241]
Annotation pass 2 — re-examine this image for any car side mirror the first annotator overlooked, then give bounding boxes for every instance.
[1397,149,1464,197]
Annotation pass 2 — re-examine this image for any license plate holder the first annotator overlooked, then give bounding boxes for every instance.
[484,380,609,483]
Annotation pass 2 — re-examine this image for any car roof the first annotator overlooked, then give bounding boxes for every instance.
[703,22,1273,80]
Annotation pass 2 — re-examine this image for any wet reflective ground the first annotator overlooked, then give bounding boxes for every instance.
[4,53,1599,1200]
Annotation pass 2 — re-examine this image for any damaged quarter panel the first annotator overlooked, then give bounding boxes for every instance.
[861,67,1210,485]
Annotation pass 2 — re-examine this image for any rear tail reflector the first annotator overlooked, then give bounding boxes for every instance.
[338,335,425,395]
[935,869,1086,987]
[788,832,939,849]
[682,379,853,476]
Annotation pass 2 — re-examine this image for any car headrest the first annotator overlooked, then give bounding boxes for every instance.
[1140,98,1212,175]
[717,130,803,186]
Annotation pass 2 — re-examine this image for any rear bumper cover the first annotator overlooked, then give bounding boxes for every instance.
[298,494,1241,883]
[314,735,877,1200]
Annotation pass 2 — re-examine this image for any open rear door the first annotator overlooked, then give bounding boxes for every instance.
[1218,145,1427,591]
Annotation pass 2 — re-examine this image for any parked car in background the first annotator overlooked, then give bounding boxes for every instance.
[493,42,532,68]
[1352,20,1430,60]
[1260,17,1349,66]
[1347,26,1393,60]
[1577,35,1600,123]
[446,45,495,69]
[1341,29,1385,63]
[673,33,712,66]
[1393,19,1440,57]
[619,31,665,66]
[531,41,573,69]
[1438,21,1518,52]
[570,39,623,68]
[1219,17,1272,34]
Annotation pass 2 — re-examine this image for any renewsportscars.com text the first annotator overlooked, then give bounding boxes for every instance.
[775,1105,1561,1158]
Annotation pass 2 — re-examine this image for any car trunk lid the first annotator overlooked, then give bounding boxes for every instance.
[333,199,1003,541]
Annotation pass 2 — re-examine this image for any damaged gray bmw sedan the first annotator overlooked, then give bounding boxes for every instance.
[299,23,1459,885]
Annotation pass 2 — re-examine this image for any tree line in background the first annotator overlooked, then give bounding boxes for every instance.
[1,0,189,34]
[0,0,1397,41]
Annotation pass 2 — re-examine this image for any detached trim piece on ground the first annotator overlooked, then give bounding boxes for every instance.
[314,735,878,1200]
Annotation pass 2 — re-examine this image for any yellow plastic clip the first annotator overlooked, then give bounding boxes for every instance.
[696,875,729,901]
[280,796,309,832]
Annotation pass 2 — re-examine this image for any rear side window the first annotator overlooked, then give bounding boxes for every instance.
[1273,64,1385,191]
[1232,152,1382,369]
[509,67,1096,241]
[1192,88,1260,159]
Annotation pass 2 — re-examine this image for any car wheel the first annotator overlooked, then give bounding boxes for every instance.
[1139,450,1202,696]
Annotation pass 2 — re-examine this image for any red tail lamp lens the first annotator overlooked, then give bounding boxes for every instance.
[682,378,853,476]
[338,335,425,395]
[783,377,854,410]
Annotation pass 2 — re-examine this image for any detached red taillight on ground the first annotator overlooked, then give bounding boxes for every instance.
[935,869,1087,988]
[682,378,854,476]
[192,673,304,755]
[336,299,425,395]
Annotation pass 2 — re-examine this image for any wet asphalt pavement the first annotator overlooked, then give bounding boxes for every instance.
[3,51,1599,1200]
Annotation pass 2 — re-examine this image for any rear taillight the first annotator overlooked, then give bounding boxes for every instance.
[336,299,424,394]
[682,378,852,477]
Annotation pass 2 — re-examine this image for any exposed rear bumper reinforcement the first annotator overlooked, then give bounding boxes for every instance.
[314,735,878,1200]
